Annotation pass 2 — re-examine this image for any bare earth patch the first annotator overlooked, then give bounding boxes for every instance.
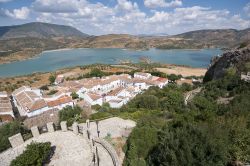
[156,66,207,77]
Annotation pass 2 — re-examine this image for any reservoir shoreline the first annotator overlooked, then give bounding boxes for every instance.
[0,48,222,78]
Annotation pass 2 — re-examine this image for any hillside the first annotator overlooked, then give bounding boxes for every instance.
[204,47,250,82]
[174,28,250,48]
[0,22,250,64]
[0,22,88,39]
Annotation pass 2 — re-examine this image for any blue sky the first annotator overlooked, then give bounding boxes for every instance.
[0,0,250,35]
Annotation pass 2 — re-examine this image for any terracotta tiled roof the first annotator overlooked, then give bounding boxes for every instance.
[12,86,28,96]
[156,77,168,82]
[87,93,102,101]
[29,99,47,112]
[47,96,73,107]
[106,87,125,96]
[0,97,13,113]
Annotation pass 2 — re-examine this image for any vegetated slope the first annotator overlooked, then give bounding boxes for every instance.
[0,22,88,39]
[82,34,146,49]
[120,48,250,166]
[174,28,250,48]
[204,47,250,82]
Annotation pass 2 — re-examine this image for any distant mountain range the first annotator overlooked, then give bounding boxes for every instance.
[175,28,250,48]
[0,22,88,39]
[0,22,249,64]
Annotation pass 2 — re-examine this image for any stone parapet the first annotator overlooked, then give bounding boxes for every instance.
[60,121,68,131]
[8,133,24,148]
[31,126,40,137]
[47,122,55,132]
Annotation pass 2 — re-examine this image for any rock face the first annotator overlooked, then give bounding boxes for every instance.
[204,48,250,82]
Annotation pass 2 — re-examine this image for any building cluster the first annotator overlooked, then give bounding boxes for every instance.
[0,72,168,123]
[12,86,74,117]
[58,72,168,108]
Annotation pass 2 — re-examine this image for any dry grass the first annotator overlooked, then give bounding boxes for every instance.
[156,66,207,77]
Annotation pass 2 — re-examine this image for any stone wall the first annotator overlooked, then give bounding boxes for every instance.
[8,133,24,148]
[94,138,120,166]
[6,119,121,166]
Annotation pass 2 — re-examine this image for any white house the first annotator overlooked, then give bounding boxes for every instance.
[55,75,64,85]
[134,72,152,80]
[47,95,74,110]
[12,86,74,117]
[83,92,103,106]
[108,98,129,108]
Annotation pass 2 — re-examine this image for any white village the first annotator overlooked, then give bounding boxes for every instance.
[0,72,168,120]
[0,72,168,166]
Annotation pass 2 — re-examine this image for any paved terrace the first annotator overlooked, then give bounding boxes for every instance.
[0,117,136,166]
[0,131,92,166]
[79,117,136,138]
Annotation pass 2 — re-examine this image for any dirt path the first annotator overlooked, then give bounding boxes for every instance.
[184,87,202,105]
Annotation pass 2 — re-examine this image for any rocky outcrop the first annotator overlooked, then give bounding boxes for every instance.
[204,48,250,82]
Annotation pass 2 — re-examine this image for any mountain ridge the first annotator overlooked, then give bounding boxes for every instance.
[0,22,250,64]
[0,22,89,39]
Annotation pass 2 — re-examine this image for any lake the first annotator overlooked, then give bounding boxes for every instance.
[0,48,222,77]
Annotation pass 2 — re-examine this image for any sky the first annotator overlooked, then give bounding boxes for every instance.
[0,0,250,35]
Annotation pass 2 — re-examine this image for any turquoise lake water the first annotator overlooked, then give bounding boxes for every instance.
[0,48,222,77]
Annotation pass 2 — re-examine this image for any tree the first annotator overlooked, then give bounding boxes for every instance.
[59,106,82,126]
[88,68,106,77]
[71,92,79,99]
[0,121,23,152]
[148,124,228,166]
[11,142,52,166]
[159,90,184,112]
[134,95,159,110]
[40,85,49,91]
[167,74,182,82]
[49,74,56,84]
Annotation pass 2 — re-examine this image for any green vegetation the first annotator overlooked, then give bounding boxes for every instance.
[49,74,56,84]
[238,42,248,49]
[0,121,25,152]
[76,68,108,80]
[124,72,250,165]
[148,71,167,78]
[70,92,79,99]
[11,142,52,166]
[40,85,49,91]
[46,90,58,95]
[59,106,83,126]
[148,123,228,166]
[167,74,182,82]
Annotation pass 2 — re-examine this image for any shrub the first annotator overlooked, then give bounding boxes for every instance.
[0,121,23,152]
[59,106,83,126]
[46,90,58,95]
[49,74,56,84]
[11,142,52,166]
[71,92,79,99]
[40,85,49,91]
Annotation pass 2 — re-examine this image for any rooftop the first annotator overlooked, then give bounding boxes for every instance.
[0,93,13,114]
[47,96,73,107]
